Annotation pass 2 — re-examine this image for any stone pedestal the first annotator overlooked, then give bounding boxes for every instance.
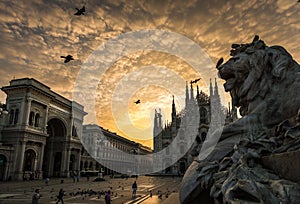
[261,149,300,184]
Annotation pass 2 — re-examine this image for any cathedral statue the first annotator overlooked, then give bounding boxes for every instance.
[180,36,300,203]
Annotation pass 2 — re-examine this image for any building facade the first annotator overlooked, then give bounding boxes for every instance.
[0,78,86,181]
[0,78,154,181]
[153,79,235,175]
[82,124,152,176]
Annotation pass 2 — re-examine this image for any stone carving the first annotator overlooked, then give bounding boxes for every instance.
[180,37,300,204]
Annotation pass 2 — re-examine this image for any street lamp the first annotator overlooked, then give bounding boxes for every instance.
[0,102,8,115]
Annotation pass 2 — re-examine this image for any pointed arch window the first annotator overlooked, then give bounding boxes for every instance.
[201,132,207,142]
[200,107,208,123]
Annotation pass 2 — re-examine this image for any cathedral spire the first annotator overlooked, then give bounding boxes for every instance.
[214,78,219,97]
[214,78,221,106]
[158,108,162,128]
[209,78,213,97]
[154,109,158,128]
[172,95,176,120]
[190,83,194,100]
[153,109,159,137]
[185,81,189,107]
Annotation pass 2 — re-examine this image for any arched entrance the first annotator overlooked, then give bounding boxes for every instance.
[42,118,67,178]
[23,149,36,172]
[0,155,7,181]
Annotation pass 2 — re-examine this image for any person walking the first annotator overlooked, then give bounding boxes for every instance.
[132,181,137,199]
[56,188,64,204]
[105,190,111,204]
[32,189,40,204]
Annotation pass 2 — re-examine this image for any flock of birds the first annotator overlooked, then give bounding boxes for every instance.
[60,5,208,106]
[60,6,85,64]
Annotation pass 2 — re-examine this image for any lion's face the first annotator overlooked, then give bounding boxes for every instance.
[217,45,299,119]
[217,52,254,115]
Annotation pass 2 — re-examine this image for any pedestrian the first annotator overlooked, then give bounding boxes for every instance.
[76,171,80,182]
[132,181,137,199]
[32,189,40,204]
[105,190,111,204]
[45,177,49,185]
[56,188,64,204]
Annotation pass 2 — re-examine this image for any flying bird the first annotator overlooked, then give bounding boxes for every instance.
[61,55,74,63]
[216,58,224,68]
[74,6,85,15]
[252,35,259,43]
[134,100,140,104]
[191,78,201,84]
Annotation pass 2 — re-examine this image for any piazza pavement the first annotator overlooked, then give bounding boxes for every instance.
[0,176,181,204]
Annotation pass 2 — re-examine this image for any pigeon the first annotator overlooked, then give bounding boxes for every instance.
[61,55,74,63]
[191,78,201,84]
[74,6,85,15]
[216,58,224,68]
[134,100,140,104]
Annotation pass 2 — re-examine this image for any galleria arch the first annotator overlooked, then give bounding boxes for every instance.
[0,78,86,180]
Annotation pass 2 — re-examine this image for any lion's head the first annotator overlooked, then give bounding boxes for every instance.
[217,37,300,127]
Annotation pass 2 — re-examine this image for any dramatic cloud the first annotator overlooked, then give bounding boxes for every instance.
[0,0,299,148]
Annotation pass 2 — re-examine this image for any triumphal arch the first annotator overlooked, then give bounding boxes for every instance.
[0,78,86,180]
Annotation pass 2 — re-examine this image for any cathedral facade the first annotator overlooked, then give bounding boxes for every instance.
[153,79,233,175]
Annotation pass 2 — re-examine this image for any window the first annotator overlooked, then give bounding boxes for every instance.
[14,109,19,124]
[34,113,40,127]
[9,109,14,125]
[200,107,208,123]
[201,132,207,142]
[29,111,34,126]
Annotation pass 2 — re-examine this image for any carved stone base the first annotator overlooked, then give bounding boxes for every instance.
[262,149,300,184]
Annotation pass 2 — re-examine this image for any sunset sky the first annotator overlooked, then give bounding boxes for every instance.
[0,0,299,148]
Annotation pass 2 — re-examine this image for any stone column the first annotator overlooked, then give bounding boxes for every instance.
[43,106,49,134]
[24,99,32,126]
[38,144,45,179]
[14,141,26,180]
[66,149,71,177]
[61,147,71,177]
[19,99,25,127]
[76,149,81,171]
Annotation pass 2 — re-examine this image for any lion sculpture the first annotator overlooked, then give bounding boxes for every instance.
[180,37,300,204]
[218,37,300,138]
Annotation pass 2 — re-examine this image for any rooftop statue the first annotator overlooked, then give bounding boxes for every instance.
[180,36,300,204]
